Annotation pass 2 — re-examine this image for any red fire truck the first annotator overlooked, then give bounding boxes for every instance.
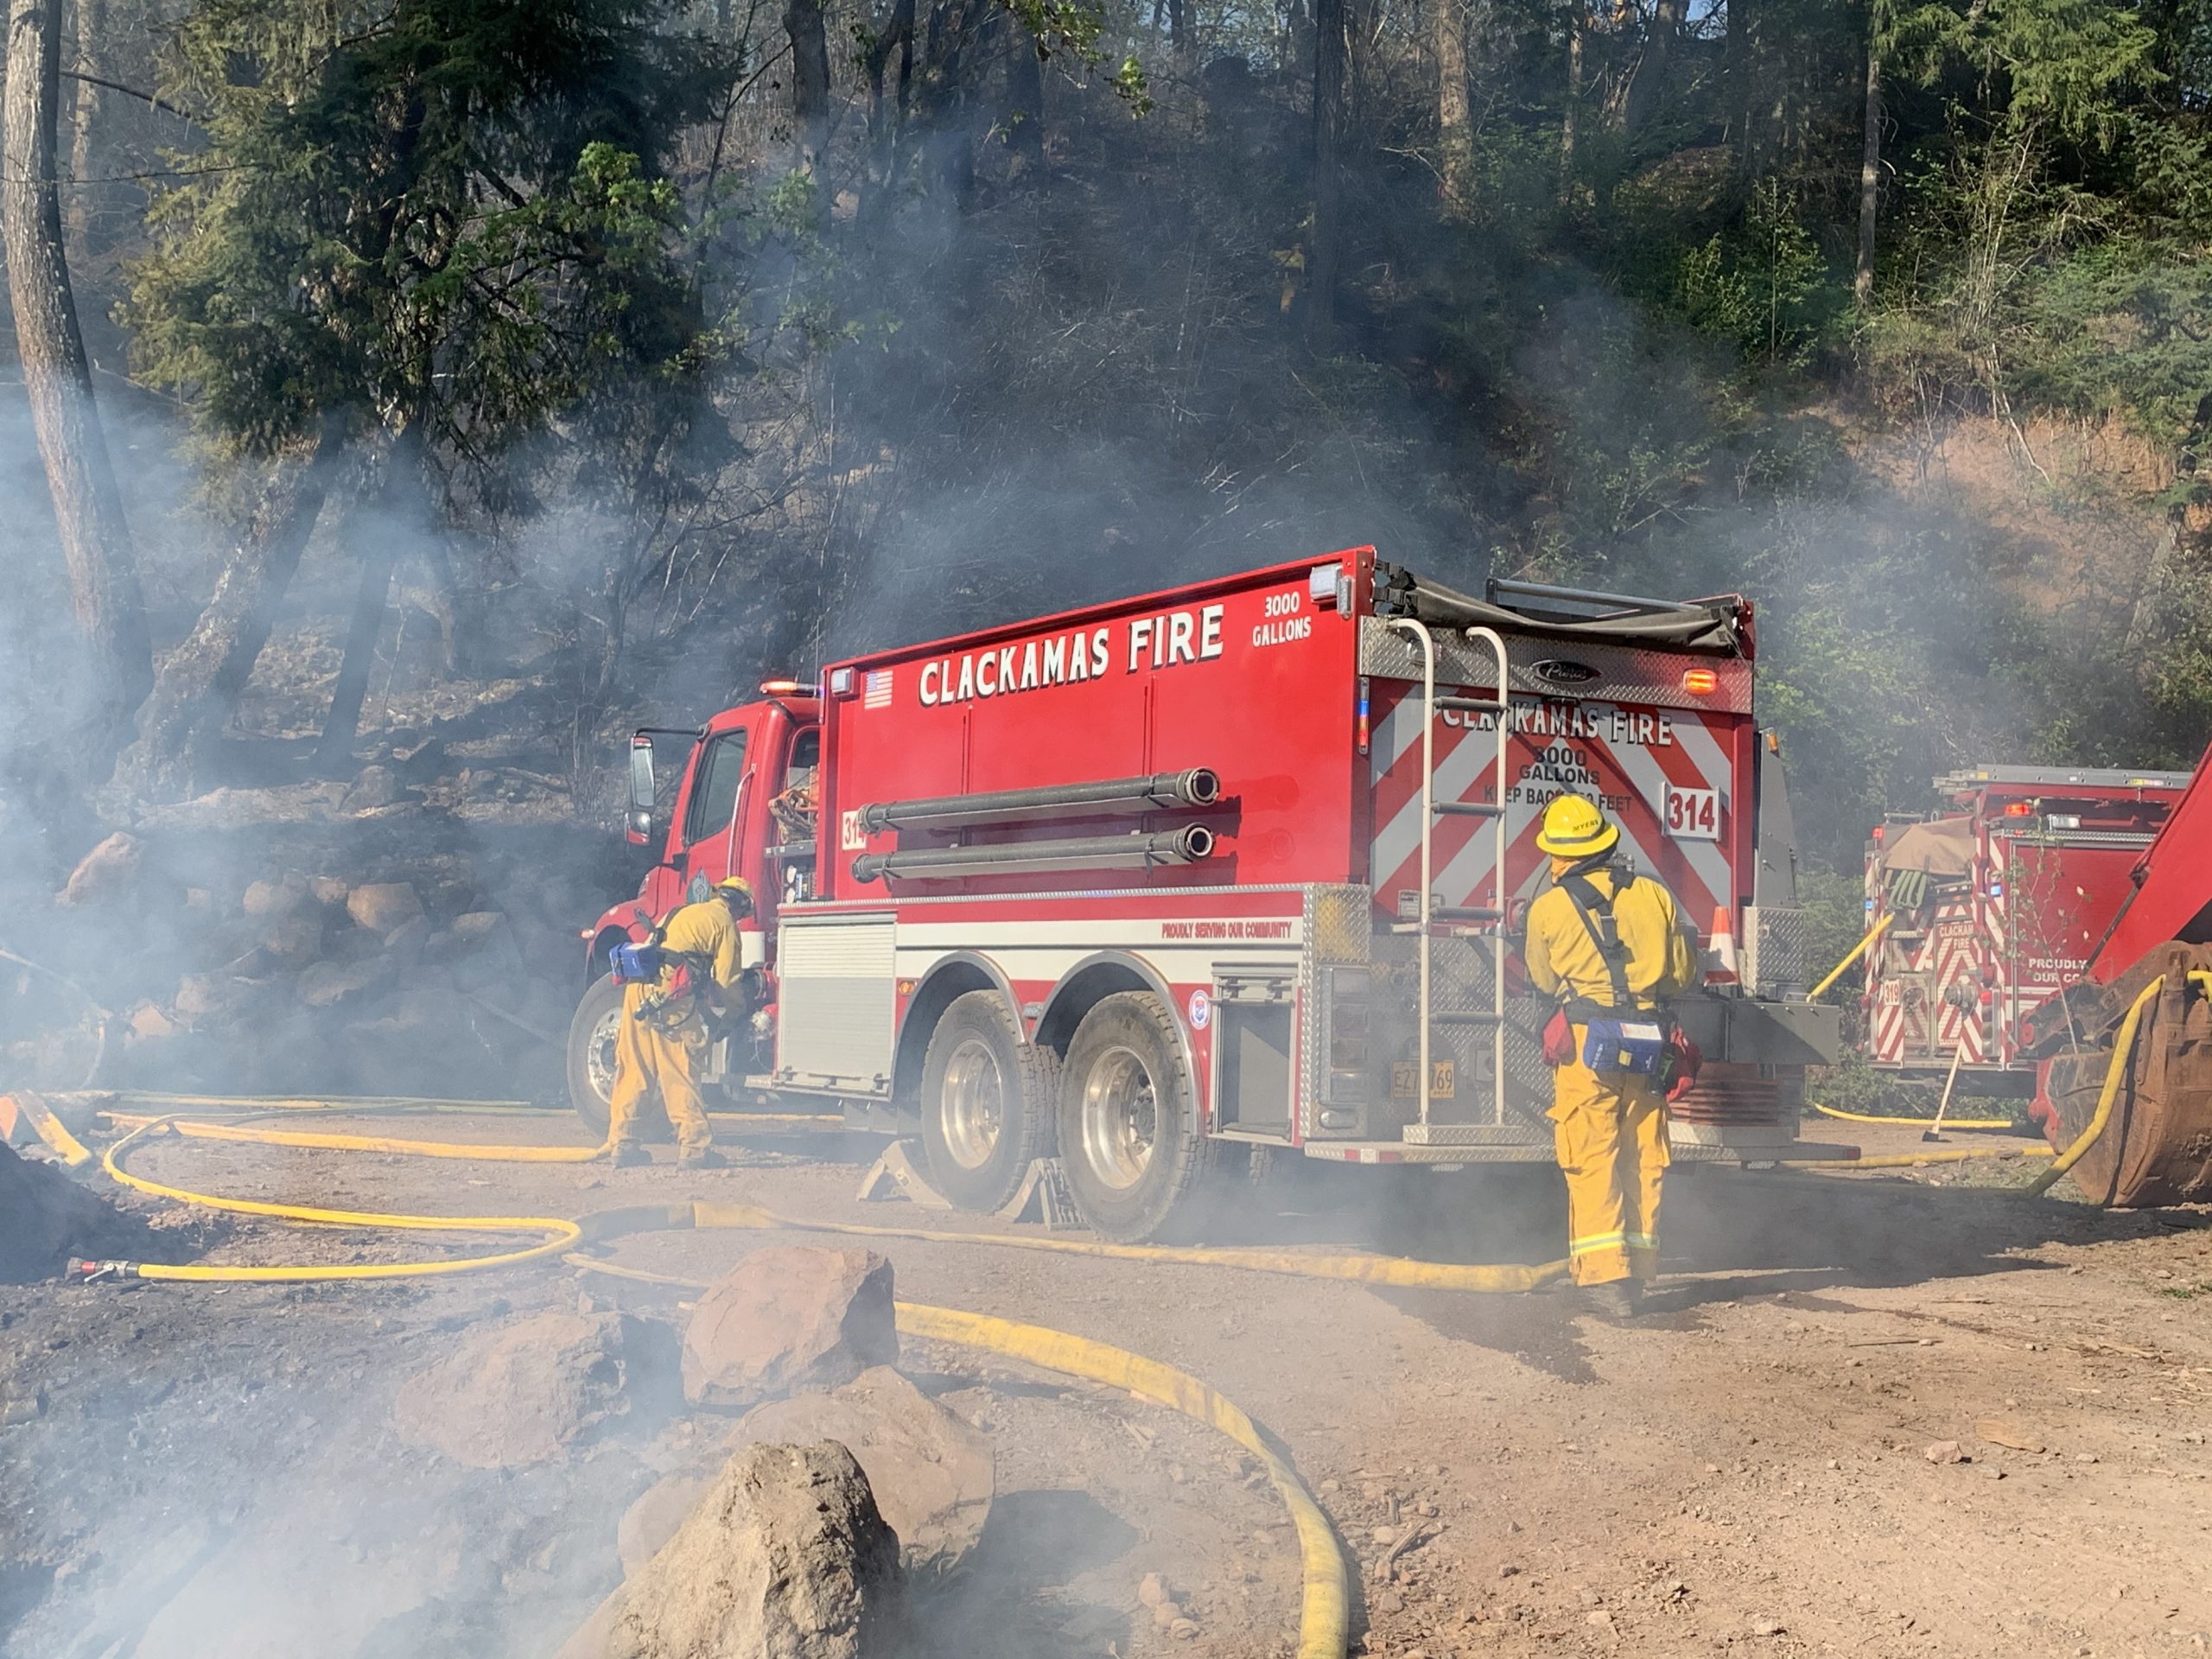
[1861,765,2190,1092]
[569,550,1841,1240]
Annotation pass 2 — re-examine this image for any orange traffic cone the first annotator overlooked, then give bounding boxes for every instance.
[1706,906,1740,986]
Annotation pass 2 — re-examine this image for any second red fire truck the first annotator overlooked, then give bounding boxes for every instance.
[569,549,1843,1240]
[1860,765,2190,1093]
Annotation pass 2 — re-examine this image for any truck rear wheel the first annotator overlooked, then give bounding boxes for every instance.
[1058,990,1213,1243]
[919,991,1059,1212]
[566,974,624,1140]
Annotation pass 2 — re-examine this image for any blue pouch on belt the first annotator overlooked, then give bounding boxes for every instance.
[609,941,665,986]
[1581,1017,1668,1074]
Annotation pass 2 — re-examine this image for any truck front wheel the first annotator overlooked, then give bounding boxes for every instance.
[919,991,1059,1212]
[566,974,624,1140]
[1058,990,1213,1243]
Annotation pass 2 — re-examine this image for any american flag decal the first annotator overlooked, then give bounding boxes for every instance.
[863,669,893,709]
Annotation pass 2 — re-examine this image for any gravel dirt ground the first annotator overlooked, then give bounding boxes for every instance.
[2,1114,2208,1659]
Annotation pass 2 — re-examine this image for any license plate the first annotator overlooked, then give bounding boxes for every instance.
[1391,1059,1456,1099]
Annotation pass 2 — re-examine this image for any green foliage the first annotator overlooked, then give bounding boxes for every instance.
[124,0,735,461]
[1673,182,1837,369]
[999,0,1151,111]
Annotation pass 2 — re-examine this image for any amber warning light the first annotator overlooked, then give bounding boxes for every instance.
[1682,668,1719,696]
[2004,801,2035,817]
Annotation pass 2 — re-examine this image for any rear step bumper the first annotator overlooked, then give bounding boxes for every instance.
[1300,1138,1862,1166]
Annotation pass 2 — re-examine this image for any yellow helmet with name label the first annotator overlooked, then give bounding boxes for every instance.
[1535,793,1618,858]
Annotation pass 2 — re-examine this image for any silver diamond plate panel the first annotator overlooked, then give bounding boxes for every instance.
[1746,905,1811,997]
[1358,617,1751,715]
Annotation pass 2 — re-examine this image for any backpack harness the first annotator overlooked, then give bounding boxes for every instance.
[1548,864,1683,1083]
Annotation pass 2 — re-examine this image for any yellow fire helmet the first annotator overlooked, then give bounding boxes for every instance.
[1535,792,1620,858]
[714,875,754,903]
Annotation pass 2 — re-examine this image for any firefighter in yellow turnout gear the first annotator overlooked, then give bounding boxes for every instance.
[604,878,755,1168]
[1522,795,1701,1318]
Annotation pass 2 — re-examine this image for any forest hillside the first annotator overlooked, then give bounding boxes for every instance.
[3,0,2207,895]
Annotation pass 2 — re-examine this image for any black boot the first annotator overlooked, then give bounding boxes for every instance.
[677,1147,728,1169]
[1586,1281,1640,1320]
[607,1143,650,1167]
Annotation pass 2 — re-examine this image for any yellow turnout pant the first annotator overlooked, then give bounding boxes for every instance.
[1548,1041,1669,1287]
[607,982,715,1156]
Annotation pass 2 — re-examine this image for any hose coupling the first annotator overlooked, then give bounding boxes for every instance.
[67,1258,143,1285]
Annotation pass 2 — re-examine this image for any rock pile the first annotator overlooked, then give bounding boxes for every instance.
[20,830,595,1100]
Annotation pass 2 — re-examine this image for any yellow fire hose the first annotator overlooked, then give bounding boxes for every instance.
[86,1118,583,1283]
[1784,1144,2051,1171]
[1811,1103,2020,1130]
[74,1090,843,1127]
[73,1118,1355,1657]
[1808,912,1894,1002]
[82,1117,1567,1293]
[2022,976,2163,1200]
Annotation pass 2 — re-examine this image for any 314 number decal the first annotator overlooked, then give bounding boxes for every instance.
[1663,785,1719,842]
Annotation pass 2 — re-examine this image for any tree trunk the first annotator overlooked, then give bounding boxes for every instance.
[1619,0,1682,132]
[1433,0,1469,194]
[65,0,102,239]
[3,0,149,746]
[1726,0,1755,168]
[1167,0,1193,68]
[1310,0,1348,339]
[1854,24,1882,307]
[118,423,346,799]
[1560,0,1581,181]
[316,536,395,772]
[315,436,416,772]
[784,0,831,181]
[1006,30,1044,171]
[861,0,917,231]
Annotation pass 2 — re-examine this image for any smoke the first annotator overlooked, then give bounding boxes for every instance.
[0,7,2183,1658]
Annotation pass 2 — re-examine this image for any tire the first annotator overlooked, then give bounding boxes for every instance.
[566,974,625,1140]
[1058,990,1214,1243]
[918,990,1060,1212]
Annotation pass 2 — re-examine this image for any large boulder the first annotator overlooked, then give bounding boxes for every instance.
[253,911,326,970]
[241,872,313,919]
[54,830,142,908]
[619,1473,713,1578]
[731,1368,993,1578]
[393,1312,676,1470]
[174,973,265,1026]
[558,1442,904,1659]
[297,956,395,1010]
[346,881,424,938]
[683,1247,899,1407]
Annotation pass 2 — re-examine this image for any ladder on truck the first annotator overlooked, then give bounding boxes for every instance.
[1387,619,1512,1135]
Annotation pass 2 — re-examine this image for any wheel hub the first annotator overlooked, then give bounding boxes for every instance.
[939,1037,1005,1170]
[1079,1045,1157,1191]
[586,1007,622,1103]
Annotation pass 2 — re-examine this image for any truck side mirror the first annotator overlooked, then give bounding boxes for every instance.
[627,734,656,845]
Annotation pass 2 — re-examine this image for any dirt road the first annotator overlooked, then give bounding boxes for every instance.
[2,1116,2207,1659]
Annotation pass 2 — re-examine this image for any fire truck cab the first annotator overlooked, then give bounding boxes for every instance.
[572,550,1844,1241]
